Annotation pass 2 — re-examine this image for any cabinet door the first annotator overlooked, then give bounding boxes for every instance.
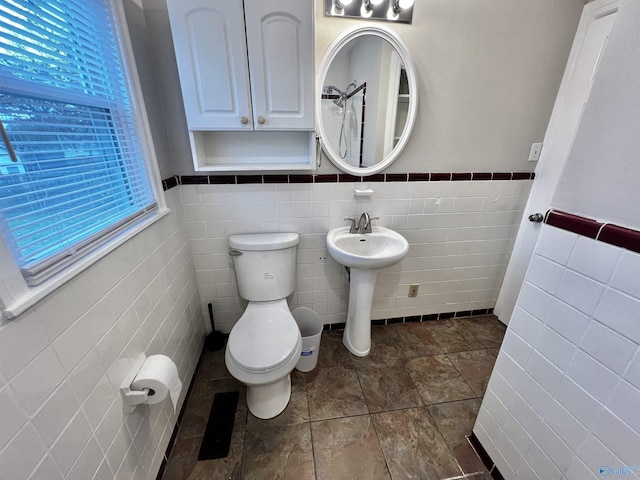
[244,0,314,130]
[167,0,252,130]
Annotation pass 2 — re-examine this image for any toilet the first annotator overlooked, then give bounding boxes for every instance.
[225,232,302,419]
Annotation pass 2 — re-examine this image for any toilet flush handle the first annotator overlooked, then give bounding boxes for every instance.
[229,250,243,256]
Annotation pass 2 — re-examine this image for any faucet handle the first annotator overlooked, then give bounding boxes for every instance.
[344,217,357,234]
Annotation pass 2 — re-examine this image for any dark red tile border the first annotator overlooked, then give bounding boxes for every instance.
[180,175,208,185]
[322,308,498,329]
[263,174,288,184]
[492,172,512,180]
[452,172,472,181]
[408,173,429,181]
[314,174,338,183]
[546,210,602,239]
[472,173,492,180]
[430,173,452,181]
[339,174,361,182]
[545,209,640,255]
[162,171,534,190]
[386,173,408,182]
[209,175,236,184]
[598,224,640,254]
[162,176,179,191]
[289,174,313,183]
[468,433,493,471]
[468,433,505,480]
[156,343,207,480]
[236,175,262,184]
[368,174,385,182]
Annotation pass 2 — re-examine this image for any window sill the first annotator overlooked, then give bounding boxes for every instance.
[1,207,170,320]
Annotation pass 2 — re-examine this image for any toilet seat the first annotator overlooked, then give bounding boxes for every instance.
[227,300,300,373]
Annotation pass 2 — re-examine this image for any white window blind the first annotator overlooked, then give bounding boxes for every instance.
[0,0,157,285]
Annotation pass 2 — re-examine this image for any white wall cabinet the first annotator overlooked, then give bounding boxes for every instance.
[167,0,315,171]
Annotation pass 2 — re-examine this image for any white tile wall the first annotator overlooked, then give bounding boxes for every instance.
[0,188,205,480]
[474,224,640,479]
[181,179,532,332]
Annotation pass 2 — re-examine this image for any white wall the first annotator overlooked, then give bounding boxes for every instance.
[0,189,205,480]
[474,1,640,477]
[144,0,584,175]
[122,0,174,180]
[552,0,640,230]
[183,179,531,332]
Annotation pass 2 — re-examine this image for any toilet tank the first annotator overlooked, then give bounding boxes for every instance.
[228,232,299,301]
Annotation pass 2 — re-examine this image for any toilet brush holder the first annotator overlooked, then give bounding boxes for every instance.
[207,303,225,351]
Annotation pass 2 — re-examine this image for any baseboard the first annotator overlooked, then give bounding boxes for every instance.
[322,307,495,330]
[468,433,506,480]
[155,342,207,480]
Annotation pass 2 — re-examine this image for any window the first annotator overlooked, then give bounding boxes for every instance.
[0,0,158,286]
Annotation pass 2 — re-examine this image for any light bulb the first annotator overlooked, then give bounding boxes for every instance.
[361,0,383,16]
[360,3,373,17]
[391,0,413,15]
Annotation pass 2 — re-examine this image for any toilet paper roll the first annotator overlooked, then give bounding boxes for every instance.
[131,355,182,412]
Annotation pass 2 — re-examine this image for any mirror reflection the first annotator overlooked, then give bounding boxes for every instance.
[320,36,410,168]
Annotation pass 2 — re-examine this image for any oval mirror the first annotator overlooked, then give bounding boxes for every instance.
[316,25,418,176]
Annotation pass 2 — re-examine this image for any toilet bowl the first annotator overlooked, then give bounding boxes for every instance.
[225,232,301,419]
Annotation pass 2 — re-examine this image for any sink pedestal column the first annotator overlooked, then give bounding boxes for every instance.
[343,268,377,356]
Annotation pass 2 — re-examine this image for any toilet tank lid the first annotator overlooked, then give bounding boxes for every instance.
[229,232,299,251]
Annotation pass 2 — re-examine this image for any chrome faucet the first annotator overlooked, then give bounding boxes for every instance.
[357,212,371,234]
[344,213,378,234]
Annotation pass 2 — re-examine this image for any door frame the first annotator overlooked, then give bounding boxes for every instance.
[494,0,619,324]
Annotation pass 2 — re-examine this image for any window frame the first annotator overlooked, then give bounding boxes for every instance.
[0,0,168,320]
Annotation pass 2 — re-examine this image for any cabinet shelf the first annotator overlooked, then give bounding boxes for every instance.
[189,130,316,172]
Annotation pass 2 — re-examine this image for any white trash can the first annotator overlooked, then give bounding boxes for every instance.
[292,307,323,372]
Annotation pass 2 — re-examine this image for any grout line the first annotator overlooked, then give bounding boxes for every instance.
[424,404,467,478]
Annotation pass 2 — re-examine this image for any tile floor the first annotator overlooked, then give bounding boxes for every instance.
[161,315,506,480]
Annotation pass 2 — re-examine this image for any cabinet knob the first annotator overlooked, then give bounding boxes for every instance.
[240,116,249,125]
[257,116,266,125]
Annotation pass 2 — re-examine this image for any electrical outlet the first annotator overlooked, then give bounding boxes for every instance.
[528,142,543,162]
[408,284,419,297]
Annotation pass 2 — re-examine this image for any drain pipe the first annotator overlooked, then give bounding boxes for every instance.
[345,266,351,282]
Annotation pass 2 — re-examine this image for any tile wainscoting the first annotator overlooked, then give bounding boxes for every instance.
[0,189,205,480]
[165,173,534,333]
[162,171,536,190]
[473,211,640,479]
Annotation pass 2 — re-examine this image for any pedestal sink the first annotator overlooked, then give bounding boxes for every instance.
[326,226,409,356]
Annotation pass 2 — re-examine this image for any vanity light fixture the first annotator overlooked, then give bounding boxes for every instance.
[325,0,414,23]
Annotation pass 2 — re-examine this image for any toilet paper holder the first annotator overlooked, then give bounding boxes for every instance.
[120,355,154,414]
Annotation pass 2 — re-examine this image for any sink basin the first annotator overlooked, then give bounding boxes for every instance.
[326,226,409,269]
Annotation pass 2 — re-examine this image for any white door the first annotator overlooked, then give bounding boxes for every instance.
[167,0,253,130]
[494,0,619,324]
[244,0,314,130]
